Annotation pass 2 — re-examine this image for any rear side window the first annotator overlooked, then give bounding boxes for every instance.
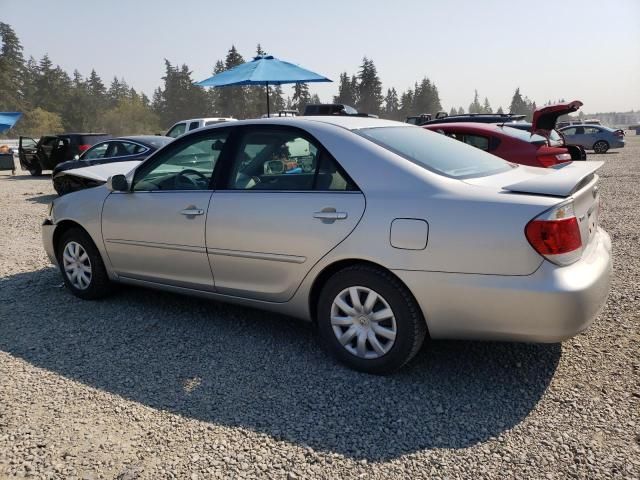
[584,127,600,135]
[189,121,200,131]
[462,134,490,151]
[226,128,357,191]
[357,126,513,179]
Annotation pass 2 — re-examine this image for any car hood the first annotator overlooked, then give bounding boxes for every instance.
[464,161,603,197]
[56,160,141,182]
[532,100,583,137]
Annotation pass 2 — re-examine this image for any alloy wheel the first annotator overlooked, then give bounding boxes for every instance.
[330,286,397,359]
[62,241,92,290]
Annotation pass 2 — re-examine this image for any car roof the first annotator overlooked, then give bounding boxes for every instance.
[204,116,408,131]
[114,135,172,144]
[423,122,503,132]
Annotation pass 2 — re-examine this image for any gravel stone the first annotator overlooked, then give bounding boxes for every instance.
[1,138,639,479]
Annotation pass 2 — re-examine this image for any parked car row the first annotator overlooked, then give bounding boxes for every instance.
[41,113,612,373]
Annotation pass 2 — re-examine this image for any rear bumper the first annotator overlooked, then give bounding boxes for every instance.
[611,140,625,149]
[393,228,612,342]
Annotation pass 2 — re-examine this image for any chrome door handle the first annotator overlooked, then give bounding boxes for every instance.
[313,211,347,220]
[180,208,204,216]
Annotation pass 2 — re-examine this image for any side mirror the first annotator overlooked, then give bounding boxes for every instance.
[106,174,129,192]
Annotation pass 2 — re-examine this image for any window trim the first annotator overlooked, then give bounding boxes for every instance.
[213,124,360,193]
[131,127,235,192]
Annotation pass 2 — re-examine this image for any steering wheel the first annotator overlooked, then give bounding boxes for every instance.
[175,169,208,189]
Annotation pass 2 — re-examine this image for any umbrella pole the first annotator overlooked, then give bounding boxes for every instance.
[266,82,270,117]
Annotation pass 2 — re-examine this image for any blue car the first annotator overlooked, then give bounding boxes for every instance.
[558,125,625,154]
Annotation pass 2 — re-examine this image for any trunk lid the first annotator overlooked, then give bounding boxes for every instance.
[465,160,603,255]
[502,161,603,197]
[532,100,583,138]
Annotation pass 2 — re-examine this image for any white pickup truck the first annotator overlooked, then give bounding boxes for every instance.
[165,117,237,138]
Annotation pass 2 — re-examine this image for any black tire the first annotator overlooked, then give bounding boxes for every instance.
[593,140,609,154]
[28,165,42,176]
[317,264,427,374]
[56,228,113,300]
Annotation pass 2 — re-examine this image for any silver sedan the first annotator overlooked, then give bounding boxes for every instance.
[42,117,612,374]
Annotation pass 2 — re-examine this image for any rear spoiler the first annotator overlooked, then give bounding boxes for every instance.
[503,161,604,197]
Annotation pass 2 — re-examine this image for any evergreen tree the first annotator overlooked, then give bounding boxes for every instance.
[509,88,528,115]
[107,77,130,107]
[155,60,208,126]
[383,88,400,120]
[457,107,465,115]
[449,107,457,116]
[291,83,311,113]
[468,89,482,114]
[496,106,504,114]
[482,97,492,114]
[0,22,25,110]
[216,45,247,118]
[334,72,357,107]
[356,57,383,115]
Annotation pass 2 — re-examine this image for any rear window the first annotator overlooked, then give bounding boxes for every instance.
[356,126,513,179]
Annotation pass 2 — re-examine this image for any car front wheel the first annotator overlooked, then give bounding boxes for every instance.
[593,140,609,154]
[317,265,427,374]
[57,228,113,300]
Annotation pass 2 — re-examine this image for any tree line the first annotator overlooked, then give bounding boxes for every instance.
[1,21,549,137]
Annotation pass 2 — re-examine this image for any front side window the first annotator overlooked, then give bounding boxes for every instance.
[357,126,512,179]
[82,142,109,160]
[562,127,577,136]
[133,132,228,191]
[166,123,186,138]
[227,128,356,191]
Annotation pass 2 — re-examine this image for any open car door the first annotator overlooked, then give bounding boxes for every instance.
[18,136,41,175]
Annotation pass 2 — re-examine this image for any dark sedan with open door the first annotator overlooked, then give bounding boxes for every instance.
[52,135,173,195]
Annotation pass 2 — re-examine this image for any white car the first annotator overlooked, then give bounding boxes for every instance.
[165,118,237,138]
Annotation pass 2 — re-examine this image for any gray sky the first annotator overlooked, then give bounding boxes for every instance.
[3,0,639,113]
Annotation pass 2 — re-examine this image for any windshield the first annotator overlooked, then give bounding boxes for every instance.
[356,126,514,179]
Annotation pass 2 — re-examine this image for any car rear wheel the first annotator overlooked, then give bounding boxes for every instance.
[593,140,609,154]
[317,265,427,374]
[57,228,113,300]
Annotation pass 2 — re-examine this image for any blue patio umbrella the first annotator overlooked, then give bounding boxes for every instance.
[0,112,22,133]
[197,55,332,116]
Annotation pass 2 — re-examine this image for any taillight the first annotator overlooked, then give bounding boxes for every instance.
[614,130,624,138]
[78,144,91,152]
[525,201,582,266]
[537,152,572,167]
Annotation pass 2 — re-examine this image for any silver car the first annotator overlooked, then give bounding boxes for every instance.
[42,117,612,374]
[559,124,625,153]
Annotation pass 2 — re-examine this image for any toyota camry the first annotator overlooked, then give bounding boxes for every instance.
[42,116,612,374]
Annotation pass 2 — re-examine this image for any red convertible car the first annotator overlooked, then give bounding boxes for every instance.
[424,101,585,168]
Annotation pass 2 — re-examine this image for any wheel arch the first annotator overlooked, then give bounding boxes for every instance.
[52,220,95,256]
[308,258,429,335]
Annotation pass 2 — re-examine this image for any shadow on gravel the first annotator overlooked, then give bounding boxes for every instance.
[6,173,52,180]
[24,193,57,204]
[0,268,561,461]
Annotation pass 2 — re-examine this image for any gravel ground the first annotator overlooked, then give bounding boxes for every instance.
[0,139,638,480]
